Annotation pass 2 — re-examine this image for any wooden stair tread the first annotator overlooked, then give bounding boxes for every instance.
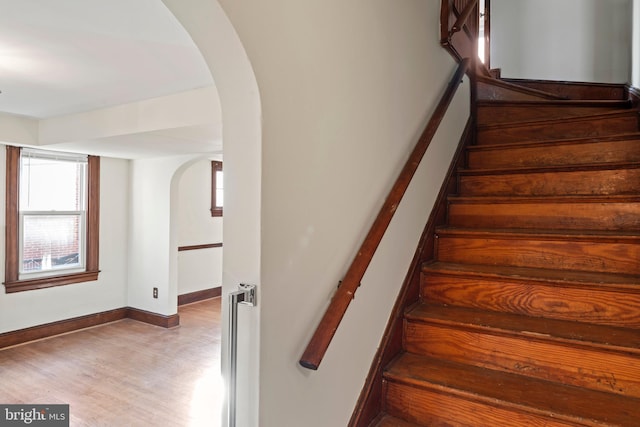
[405,303,640,354]
[466,132,640,152]
[436,228,640,275]
[448,194,640,204]
[476,75,567,100]
[385,353,640,426]
[476,100,635,126]
[458,168,640,198]
[446,195,640,231]
[477,99,632,108]
[477,109,639,131]
[500,78,628,100]
[436,226,640,241]
[422,261,640,288]
[459,161,640,176]
[370,414,423,427]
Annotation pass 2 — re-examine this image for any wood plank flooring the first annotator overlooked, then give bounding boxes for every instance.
[0,298,222,427]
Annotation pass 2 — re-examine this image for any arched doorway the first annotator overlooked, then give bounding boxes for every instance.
[162,2,262,425]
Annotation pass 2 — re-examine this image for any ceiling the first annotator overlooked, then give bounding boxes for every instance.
[0,0,221,159]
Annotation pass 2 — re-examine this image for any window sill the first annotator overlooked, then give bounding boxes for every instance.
[4,270,100,293]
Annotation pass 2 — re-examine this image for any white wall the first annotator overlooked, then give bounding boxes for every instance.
[213,0,469,426]
[177,158,223,295]
[633,0,640,87]
[492,0,632,83]
[0,149,130,334]
[127,154,203,316]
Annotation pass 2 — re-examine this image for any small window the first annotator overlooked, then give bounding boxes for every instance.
[4,146,100,293]
[211,161,223,217]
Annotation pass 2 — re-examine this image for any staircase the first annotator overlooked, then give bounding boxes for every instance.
[372,80,640,426]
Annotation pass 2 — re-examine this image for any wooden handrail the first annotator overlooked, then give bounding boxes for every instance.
[299,58,471,370]
[450,0,478,35]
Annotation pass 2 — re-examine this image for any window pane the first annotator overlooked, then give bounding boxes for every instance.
[20,157,86,211]
[216,189,224,208]
[216,170,223,189]
[22,215,82,273]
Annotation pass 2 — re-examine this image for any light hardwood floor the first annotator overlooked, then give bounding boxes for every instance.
[0,298,223,427]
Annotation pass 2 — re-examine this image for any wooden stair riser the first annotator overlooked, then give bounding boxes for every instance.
[403,322,640,397]
[459,168,640,197]
[421,274,640,328]
[436,234,640,275]
[448,201,640,231]
[477,114,639,145]
[467,139,640,169]
[477,105,629,126]
[384,380,581,427]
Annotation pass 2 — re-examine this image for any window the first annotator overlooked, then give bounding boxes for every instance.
[4,146,100,293]
[210,160,223,217]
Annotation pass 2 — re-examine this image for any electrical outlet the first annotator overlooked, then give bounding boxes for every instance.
[153,287,158,298]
